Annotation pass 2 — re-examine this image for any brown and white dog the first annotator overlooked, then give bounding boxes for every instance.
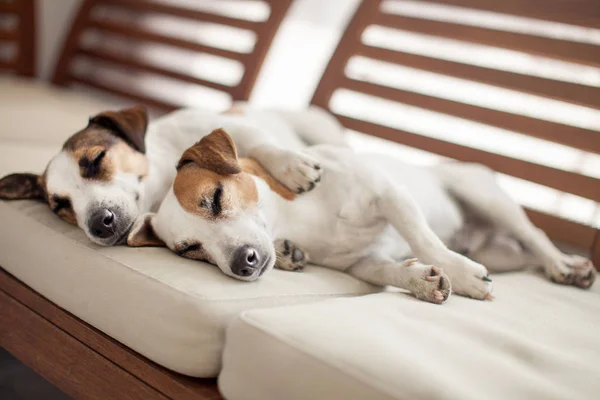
[0,105,346,246]
[128,129,596,304]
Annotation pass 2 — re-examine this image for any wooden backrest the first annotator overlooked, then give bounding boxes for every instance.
[312,0,600,261]
[0,0,35,76]
[52,0,292,111]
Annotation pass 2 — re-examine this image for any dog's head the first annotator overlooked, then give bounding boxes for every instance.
[128,128,276,281]
[0,106,149,246]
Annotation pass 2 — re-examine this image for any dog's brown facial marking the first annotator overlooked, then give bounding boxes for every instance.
[48,193,77,225]
[66,128,148,182]
[174,241,215,264]
[173,166,258,221]
[173,128,258,221]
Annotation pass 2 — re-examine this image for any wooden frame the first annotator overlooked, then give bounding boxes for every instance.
[51,0,292,111]
[0,268,222,400]
[0,0,35,76]
[311,0,600,258]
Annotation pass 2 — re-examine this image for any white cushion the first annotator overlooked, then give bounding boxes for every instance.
[0,78,379,377]
[220,272,600,400]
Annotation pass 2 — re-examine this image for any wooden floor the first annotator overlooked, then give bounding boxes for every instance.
[0,268,222,400]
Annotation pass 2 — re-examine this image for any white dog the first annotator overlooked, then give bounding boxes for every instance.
[128,129,597,304]
[0,104,345,246]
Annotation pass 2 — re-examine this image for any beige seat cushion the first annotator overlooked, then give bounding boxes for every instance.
[0,78,378,377]
[220,272,600,400]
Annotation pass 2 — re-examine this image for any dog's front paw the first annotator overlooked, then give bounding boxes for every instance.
[274,239,309,271]
[402,259,452,304]
[441,255,493,301]
[275,151,322,194]
[547,254,596,289]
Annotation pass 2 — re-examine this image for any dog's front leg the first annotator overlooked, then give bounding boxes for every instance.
[347,255,451,304]
[220,122,322,194]
[378,186,493,300]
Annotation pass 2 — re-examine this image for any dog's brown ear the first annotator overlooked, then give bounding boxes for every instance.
[177,128,241,175]
[127,213,166,247]
[0,173,45,200]
[89,106,148,153]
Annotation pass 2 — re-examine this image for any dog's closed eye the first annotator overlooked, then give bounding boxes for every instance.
[198,184,224,217]
[212,184,223,216]
[79,150,106,178]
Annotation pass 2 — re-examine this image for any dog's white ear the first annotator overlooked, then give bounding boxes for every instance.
[127,213,165,247]
[0,173,45,200]
[89,106,148,153]
[177,128,241,175]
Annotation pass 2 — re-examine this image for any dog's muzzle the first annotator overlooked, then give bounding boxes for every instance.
[230,245,270,279]
[89,209,116,239]
[87,208,132,245]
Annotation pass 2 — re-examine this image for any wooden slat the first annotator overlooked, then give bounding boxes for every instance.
[410,0,600,30]
[335,114,600,202]
[52,0,291,102]
[78,47,236,95]
[0,289,169,400]
[376,12,600,67]
[102,0,260,32]
[311,0,377,109]
[340,76,600,156]
[0,1,18,13]
[0,28,18,41]
[89,19,247,62]
[0,269,222,400]
[70,74,179,111]
[16,0,35,76]
[0,58,15,69]
[525,209,598,250]
[359,44,600,111]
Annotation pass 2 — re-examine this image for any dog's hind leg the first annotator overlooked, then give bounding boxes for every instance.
[449,222,539,273]
[347,255,452,304]
[377,185,493,300]
[436,163,596,288]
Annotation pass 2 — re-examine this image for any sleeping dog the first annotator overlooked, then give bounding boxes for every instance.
[128,129,596,304]
[0,105,345,246]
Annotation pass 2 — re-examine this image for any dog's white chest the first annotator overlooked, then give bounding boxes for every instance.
[261,148,389,269]
[260,147,464,270]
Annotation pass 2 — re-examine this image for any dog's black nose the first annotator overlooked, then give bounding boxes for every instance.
[230,245,261,277]
[89,209,116,239]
